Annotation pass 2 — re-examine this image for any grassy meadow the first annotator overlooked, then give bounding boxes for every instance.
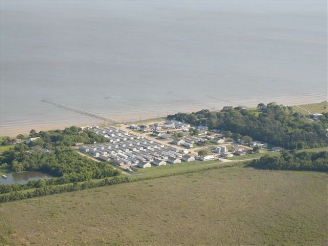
[292,101,328,115]
[0,145,13,154]
[299,147,328,153]
[228,150,280,160]
[134,160,222,174]
[0,166,326,245]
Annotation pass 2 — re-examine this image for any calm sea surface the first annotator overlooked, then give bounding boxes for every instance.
[0,0,327,135]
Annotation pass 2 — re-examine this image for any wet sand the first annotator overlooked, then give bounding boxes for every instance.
[2,97,324,137]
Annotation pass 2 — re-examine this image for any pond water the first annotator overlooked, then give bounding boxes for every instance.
[0,171,53,185]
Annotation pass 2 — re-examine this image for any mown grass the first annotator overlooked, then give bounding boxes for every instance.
[125,117,166,125]
[228,147,328,161]
[247,108,261,116]
[135,160,221,174]
[247,102,327,116]
[292,101,328,115]
[299,147,328,152]
[0,166,326,245]
[0,145,13,153]
[228,150,280,160]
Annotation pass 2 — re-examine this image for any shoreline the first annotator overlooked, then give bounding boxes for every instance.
[1,99,326,137]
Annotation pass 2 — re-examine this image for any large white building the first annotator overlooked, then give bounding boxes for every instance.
[214,146,228,154]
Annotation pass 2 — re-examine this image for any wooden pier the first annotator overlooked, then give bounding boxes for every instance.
[41,99,119,124]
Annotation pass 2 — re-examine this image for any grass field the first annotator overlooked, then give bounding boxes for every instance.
[134,160,221,174]
[228,149,283,160]
[0,166,326,245]
[128,117,166,125]
[299,147,328,152]
[247,101,327,116]
[0,145,13,154]
[292,101,328,115]
[103,117,166,127]
[227,148,328,161]
[0,137,14,154]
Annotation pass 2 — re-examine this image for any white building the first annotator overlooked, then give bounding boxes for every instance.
[138,161,152,168]
[211,138,225,144]
[152,159,167,166]
[26,137,40,144]
[167,157,181,164]
[183,142,193,148]
[197,125,208,131]
[214,146,228,154]
[312,113,323,120]
[181,155,195,162]
[200,155,215,161]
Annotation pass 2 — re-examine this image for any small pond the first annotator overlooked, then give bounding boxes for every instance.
[0,171,53,185]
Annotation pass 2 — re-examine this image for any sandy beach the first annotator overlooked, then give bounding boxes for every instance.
[2,96,325,137]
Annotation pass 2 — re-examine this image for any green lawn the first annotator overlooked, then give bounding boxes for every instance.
[292,101,328,115]
[135,159,221,174]
[126,117,166,125]
[248,102,327,116]
[247,108,261,116]
[228,150,279,160]
[298,147,328,152]
[0,145,14,153]
[228,147,328,160]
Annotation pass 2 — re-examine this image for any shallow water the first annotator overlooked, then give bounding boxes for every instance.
[0,171,53,185]
[0,0,326,135]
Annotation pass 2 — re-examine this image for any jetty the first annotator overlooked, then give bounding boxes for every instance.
[41,99,120,124]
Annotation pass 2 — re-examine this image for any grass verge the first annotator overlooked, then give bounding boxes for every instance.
[135,160,221,174]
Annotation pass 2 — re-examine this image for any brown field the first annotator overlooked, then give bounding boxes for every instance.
[0,166,327,246]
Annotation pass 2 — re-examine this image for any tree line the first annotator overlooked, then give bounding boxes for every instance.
[0,176,129,203]
[247,151,328,172]
[28,126,108,147]
[1,126,107,147]
[168,103,328,149]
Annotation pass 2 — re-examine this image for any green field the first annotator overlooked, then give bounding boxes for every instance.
[134,160,222,174]
[228,150,280,160]
[299,147,328,152]
[0,145,13,154]
[0,166,326,245]
[292,101,328,115]
[0,136,14,154]
[117,117,166,126]
[246,108,261,116]
[246,101,327,116]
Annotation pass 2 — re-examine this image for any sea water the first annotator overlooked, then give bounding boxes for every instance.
[0,0,326,135]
